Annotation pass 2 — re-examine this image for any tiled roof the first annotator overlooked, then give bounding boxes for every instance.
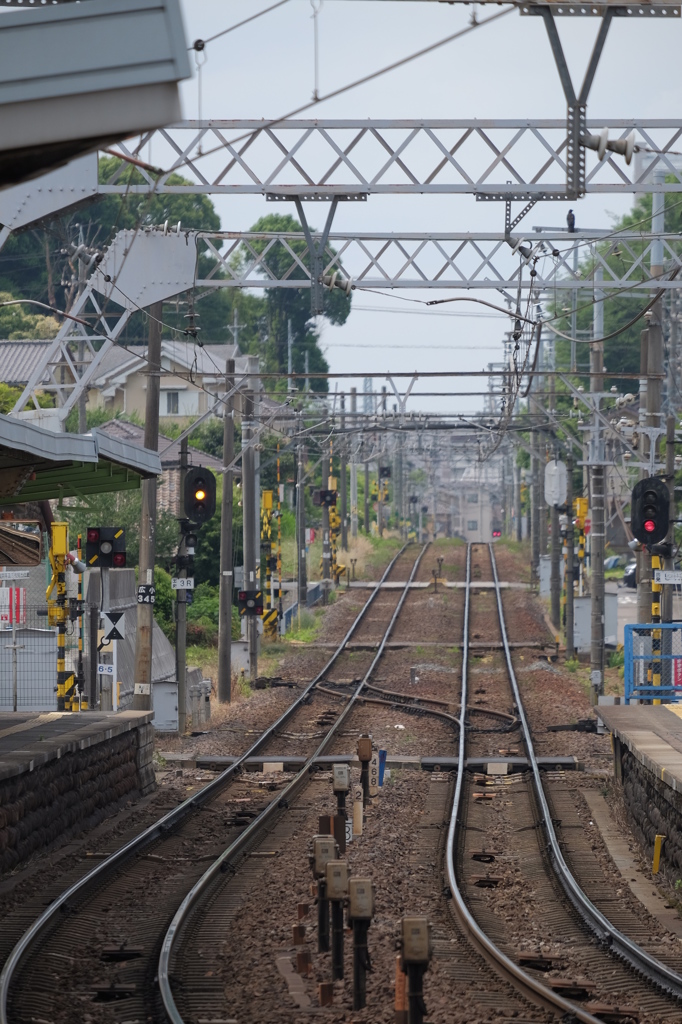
[91,341,247,387]
[97,419,224,473]
[0,340,52,386]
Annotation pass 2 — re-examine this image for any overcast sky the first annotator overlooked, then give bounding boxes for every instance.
[176,0,680,413]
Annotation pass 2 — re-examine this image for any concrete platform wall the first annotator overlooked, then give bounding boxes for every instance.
[619,744,682,886]
[0,720,155,874]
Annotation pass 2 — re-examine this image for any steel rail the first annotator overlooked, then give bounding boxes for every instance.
[444,545,603,1023]
[0,542,415,1024]
[488,543,682,1002]
[158,543,430,1024]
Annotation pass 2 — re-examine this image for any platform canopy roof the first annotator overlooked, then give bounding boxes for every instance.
[0,414,161,506]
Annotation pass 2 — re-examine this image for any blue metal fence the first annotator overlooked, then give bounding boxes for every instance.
[624,623,682,703]
[280,582,323,635]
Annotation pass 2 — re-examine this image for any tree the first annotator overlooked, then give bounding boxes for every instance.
[60,489,178,569]
[551,186,682,385]
[237,213,352,393]
[0,292,59,340]
[0,158,225,341]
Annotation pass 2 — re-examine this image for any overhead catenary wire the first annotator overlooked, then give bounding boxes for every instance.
[190,0,292,50]
[170,5,515,163]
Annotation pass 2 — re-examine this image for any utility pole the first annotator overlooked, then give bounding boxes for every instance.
[133,299,162,712]
[296,411,307,613]
[515,461,522,542]
[570,241,578,373]
[538,327,548,561]
[322,442,332,605]
[176,437,188,733]
[76,225,87,434]
[396,437,403,539]
[364,457,369,534]
[549,369,561,630]
[566,451,575,659]
[530,427,540,581]
[218,358,235,703]
[590,267,605,704]
[242,387,258,680]
[639,170,666,625]
[287,319,293,393]
[340,393,348,551]
[350,387,358,539]
[663,414,676,624]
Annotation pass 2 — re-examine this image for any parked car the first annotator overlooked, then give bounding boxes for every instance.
[623,561,637,588]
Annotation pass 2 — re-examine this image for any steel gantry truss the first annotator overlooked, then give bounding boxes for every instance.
[198,228,682,292]
[99,119,682,199]
[12,224,682,422]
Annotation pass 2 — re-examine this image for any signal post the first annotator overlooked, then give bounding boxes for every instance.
[176,466,216,732]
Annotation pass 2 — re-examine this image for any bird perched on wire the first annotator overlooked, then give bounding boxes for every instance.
[566,209,576,233]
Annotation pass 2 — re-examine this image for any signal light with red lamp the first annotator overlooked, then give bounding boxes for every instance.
[237,589,263,616]
[85,526,126,569]
[631,477,670,545]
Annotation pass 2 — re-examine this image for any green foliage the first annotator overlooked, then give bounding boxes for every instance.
[234,213,352,392]
[286,609,318,642]
[565,656,580,673]
[153,566,175,640]
[0,291,60,340]
[608,648,625,669]
[64,405,124,434]
[0,383,22,414]
[0,159,223,343]
[193,479,243,588]
[551,186,682,383]
[185,581,241,646]
[60,488,178,568]
[186,418,226,458]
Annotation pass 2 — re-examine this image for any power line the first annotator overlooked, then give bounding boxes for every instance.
[191,0,292,49]
[185,6,514,161]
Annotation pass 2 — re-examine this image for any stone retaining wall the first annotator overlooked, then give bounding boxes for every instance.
[620,745,682,887]
[0,722,155,874]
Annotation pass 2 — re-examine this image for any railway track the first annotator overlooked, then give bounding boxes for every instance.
[5,539,682,1024]
[0,541,428,1024]
[157,542,431,1024]
[447,543,682,1024]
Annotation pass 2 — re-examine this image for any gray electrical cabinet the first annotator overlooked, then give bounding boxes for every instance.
[573,592,618,653]
[153,681,179,733]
